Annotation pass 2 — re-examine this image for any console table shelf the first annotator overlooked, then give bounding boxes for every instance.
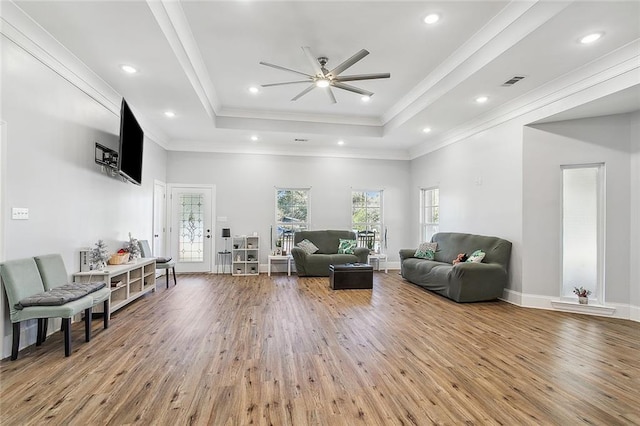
[73,258,156,319]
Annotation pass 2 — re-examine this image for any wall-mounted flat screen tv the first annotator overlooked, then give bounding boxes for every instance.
[118,99,144,185]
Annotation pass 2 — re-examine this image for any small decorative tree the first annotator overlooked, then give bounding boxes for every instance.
[89,240,109,270]
[125,232,141,259]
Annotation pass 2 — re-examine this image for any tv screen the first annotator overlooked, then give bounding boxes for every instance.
[118,99,144,185]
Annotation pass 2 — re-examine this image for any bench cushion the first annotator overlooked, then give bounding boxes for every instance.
[16,282,106,309]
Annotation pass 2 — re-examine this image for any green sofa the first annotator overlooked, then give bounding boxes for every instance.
[291,230,369,276]
[400,232,512,302]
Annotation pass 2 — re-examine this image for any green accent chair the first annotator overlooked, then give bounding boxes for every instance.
[34,254,110,340]
[0,258,93,360]
[138,240,176,288]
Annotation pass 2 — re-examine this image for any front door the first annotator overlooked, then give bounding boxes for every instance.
[169,185,215,273]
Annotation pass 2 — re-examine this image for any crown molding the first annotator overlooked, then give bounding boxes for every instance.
[167,140,411,161]
[1,1,171,148]
[146,0,219,123]
[382,1,571,133]
[409,40,640,159]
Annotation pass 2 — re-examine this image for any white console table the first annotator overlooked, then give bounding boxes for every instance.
[73,258,156,319]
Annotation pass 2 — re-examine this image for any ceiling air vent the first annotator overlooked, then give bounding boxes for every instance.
[501,76,525,87]
[294,138,309,142]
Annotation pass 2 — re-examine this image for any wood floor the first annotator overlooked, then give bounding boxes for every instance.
[1,272,638,425]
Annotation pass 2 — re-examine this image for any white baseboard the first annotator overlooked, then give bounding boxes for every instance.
[501,289,639,322]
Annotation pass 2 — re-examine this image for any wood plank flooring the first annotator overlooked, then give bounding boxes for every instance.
[1,272,638,425]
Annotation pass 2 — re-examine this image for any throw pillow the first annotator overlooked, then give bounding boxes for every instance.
[296,239,319,255]
[467,250,486,263]
[415,242,437,260]
[337,239,357,254]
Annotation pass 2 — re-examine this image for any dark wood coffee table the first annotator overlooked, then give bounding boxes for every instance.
[329,263,373,290]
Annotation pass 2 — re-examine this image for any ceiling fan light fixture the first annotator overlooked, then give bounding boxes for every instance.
[315,79,330,88]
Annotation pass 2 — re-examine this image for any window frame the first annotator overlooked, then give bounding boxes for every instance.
[420,187,439,243]
[274,187,310,252]
[351,189,384,253]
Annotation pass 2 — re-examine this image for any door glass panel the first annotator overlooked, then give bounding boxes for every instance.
[179,193,204,262]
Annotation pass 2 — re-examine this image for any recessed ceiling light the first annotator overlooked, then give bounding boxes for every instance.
[120,65,138,74]
[361,96,371,103]
[475,96,488,104]
[337,140,345,145]
[250,135,259,141]
[249,86,259,94]
[316,79,330,88]
[424,14,440,24]
[164,111,176,118]
[422,127,432,133]
[580,32,603,44]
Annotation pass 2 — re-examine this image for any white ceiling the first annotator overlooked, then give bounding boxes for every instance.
[12,0,640,159]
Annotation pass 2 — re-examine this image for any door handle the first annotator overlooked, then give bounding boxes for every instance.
[154,234,159,238]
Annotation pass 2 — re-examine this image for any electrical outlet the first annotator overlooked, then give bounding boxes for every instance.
[12,207,29,220]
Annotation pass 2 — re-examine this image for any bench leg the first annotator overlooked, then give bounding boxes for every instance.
[166,270,169,289]
[62,318,71,357]
[103,300,110,329]
[172,267,177,286]
[85,308,92,342]
[11,322,20,361]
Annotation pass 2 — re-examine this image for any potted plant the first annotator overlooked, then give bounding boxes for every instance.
[573,286,592,304]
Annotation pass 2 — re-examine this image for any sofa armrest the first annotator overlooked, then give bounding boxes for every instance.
[399,249,416,261]
[353,247,370,263]
[290,247,307,276]
[448,262,508,302]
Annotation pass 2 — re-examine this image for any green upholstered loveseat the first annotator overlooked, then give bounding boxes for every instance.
[399,232,512,302]
[291,230,369,277]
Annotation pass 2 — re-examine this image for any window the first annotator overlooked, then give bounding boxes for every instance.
[275,188,309,252]
[352,190,383,252]
[420,187,439,242]
[562,164,604,303]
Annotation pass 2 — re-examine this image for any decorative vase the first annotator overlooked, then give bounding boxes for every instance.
[578,296,588,305]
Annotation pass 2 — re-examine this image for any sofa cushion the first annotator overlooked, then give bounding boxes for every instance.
[337,239,357,254]
[415,242,437,259]
[297,239,319,255]
[294,230,357,254]
[467,250,486,263]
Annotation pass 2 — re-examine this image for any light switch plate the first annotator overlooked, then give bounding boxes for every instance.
[12,207,29,220]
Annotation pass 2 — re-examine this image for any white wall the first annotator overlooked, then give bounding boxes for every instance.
[630,112,640,319]
[0,36,167,356]
[409,121,524,292]
[523,114,633,304]
[167,151,411,269]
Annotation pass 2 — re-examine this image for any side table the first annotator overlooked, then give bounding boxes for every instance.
[368,253,388,273]
[217,251,232,274]
[268,254,292,276]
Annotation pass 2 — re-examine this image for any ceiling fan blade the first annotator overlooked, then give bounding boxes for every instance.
[291,84,316,101]
[301,46,324,76]
[334,73,390,82]
[329,49,369,77]
[261,80,312,87]
[259,61,311,78]
[332,82,373,97]
[326,86,337,104]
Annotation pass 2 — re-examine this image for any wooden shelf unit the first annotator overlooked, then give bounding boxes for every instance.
[73,258,156,318]
[232,235,260,276]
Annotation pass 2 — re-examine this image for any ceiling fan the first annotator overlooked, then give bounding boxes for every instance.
[259,47,390,104]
